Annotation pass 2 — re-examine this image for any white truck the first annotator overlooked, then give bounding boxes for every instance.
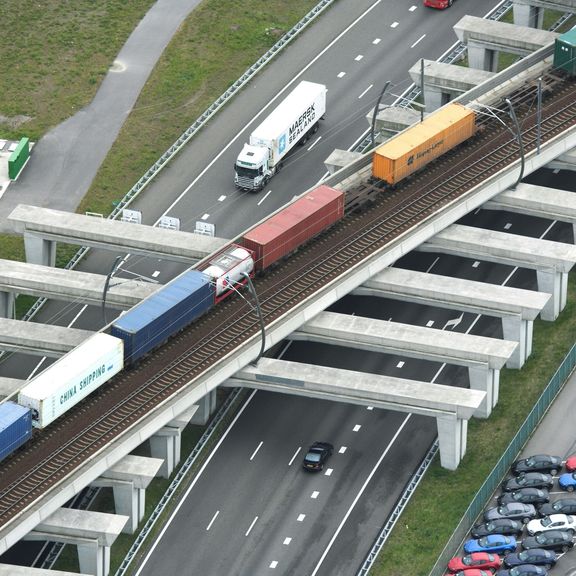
[234,81,327,191]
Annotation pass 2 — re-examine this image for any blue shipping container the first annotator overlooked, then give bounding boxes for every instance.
[0,402,33,463]
[111,270,215,365]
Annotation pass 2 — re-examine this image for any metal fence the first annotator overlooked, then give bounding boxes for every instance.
[428,343,576,576]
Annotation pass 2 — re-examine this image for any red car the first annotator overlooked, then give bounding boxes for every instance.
[424,0,455,8]
[566,455,576,472]
[448,552,502,572]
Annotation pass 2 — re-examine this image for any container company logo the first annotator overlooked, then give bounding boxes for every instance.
[60,364,108,405]
[288,103,317,145]
[406,138,445,166]
[278,133,287,155]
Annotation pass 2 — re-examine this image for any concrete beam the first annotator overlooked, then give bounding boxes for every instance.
[0,318,92,357]
[8,204,228,265]
[0,377,26,400]
[292,311,517,417]
[547,147,576,172]
[0,566,92,576]
[0,259,159,313]
[228,358,485,470]
[420,223,576,320]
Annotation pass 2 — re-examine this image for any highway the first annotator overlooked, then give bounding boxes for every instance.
[3,0,573,574]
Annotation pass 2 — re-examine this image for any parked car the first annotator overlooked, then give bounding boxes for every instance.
[504,548,557,569]
[447,552,502,572]
[502,473,554,492]
[471,519,524,538]
[559,472,576,492]
[485,503,538,524]
[453,571,494,576]
[527,514,576,536]
[495,565,548,576]
[302,441,333,472]
[464,534,517,554]
[498,488,550,507]
[539,498,576,516]
[521,529,575,552]
[565,455,576,472]
[512,455,562,476]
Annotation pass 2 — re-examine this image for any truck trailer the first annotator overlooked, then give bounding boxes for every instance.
[234,81,327,191]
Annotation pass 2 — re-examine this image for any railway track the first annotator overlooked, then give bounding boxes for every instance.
[0,73,575,533]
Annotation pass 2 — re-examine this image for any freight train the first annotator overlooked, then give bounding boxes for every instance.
[0,102,482,462]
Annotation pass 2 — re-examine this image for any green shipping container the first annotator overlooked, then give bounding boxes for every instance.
[8,137,30,180]
[553,28,576,76]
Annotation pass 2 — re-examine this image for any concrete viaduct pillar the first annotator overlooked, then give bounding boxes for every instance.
[0,292,15,319]
[23,233,56,267]
[513,3,545,28]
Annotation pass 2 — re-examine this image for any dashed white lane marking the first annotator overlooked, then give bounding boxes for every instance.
[297,514,306,522]
[472,261,481,268]
[409,5,417,11]
[307,136,322,151]
[218,195,226,202]
[426,256,440,273]
[353,424,361,432]
[411,34,426,48]
[289,447,301,466]
[245,516,258,536]
[201,213,209,220]
[339,446,347,454]
[152,270,160,278]
[358,84,373,99]
[355,54,364,61]
[206,510,219,531]
[397,361,405,368]
[250,441,263,461]
[311,491,320,499]
[283,537,292,546]
[426,320,434,327]
[373,38,381,44]
[325,468,333,476]
[337,71,346,78]
[257,190,272,205]
[367,406,374,410]
[504,222,512,230]
[391,21,399,28]
[270,561,278,569]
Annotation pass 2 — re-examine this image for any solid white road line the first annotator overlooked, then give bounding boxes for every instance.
[257,190,272,205]
[206,510,219,531]
[358,84,373,99]
[411,34,426,48]
[289,447,302,466]
[250,441,264,461]
[245,516,259,537]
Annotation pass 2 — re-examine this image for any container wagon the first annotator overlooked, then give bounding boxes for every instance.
[553,28,576,76]
[111,269,215,365]
[241,184,345,271]
[0,402,33,462]
[18,333,124,428]
[372,103,476,185]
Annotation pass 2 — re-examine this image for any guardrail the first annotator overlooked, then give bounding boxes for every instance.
[428,343,576,576]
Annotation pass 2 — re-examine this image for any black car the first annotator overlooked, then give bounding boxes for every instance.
[496,565,548,576]
[502,472,554,492]
[498,488,550,506]
[504,548,558,569]
[484,502,538,523]
[512,455,562,476]
[521,529,575,552]
[539,497,576,516]
[471,519,524,538]
[302,441,333,471]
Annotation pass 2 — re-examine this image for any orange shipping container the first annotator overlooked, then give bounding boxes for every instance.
[372,103,476,185]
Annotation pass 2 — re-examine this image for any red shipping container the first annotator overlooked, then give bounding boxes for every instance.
[242,185,345,271]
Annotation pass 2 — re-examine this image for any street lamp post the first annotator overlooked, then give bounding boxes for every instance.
[102,255,122,325]
[241,272,266,366]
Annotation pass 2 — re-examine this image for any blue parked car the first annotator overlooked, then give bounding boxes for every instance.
[558,472,576,492]
[464,534,517,554]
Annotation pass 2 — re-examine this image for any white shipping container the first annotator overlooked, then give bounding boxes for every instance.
[249,81,327,167]
[18,333,124,428]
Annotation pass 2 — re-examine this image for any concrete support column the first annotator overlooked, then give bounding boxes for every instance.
[150,427,180,478]
[24,232,56,266]
[424,86,450,112]
[108,481,142,534]
[502,315,529,369]
[436,416,468,471]
[536,269,565,321]
[0,292,15,319]
[468,365,499,418]
[512,4,544,28]
[191,389,217,425]
[77,540,110,576]
[467,44,499,72]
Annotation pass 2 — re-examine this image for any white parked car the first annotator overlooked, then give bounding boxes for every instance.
[526,513,576,536]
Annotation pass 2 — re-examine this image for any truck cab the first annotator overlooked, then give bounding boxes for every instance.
[234,143,270,191]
